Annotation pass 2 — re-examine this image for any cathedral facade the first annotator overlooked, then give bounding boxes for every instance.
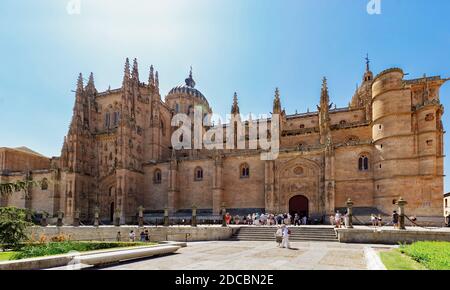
[0,58,447,224]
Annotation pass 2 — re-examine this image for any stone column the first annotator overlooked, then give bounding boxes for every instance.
[191,205,197,227]
[264,160,275,213]
[114,208,121,226]
[346,198,353,229]
[164,207,169,227]
[212,152,224,215]
[397,197,407,230]
[138,206,144,227]
[221,203,227,227]
[167,158,179,214]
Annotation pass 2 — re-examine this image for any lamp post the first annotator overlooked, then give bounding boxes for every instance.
[396,197,407,230]
[346,198,354,229]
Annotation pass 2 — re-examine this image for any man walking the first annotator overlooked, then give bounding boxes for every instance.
[281,225,290,249]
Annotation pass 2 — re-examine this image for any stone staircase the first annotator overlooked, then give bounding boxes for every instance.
[231,226,338,242]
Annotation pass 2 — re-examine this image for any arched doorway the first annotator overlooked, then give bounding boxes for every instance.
[289,195,309,217]
[110,202,115,222]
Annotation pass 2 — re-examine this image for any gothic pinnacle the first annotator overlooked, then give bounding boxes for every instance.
[231,92,240,115]
[149,65,155,86]
[76,73,84,93]
[123,57,130,79]
[155,71,159,88]
[132,58,139,81]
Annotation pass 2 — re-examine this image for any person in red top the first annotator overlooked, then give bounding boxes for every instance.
[225,212,232,225]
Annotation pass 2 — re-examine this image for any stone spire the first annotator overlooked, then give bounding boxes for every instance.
[149,65,155,86]
[132,58,139,81]
[85,72,96,93]
[155,71,159,88]
[318,77,331,144]
[363,54,373,82]
[273,87,281,114]
[231,92,240,115]
[76,73,84,94]
[320,77,330,110]
[185,66,196,88]
[123,57,130,85]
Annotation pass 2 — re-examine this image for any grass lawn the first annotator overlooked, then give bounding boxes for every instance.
[379,250,426,270]
[0,252,18,261]
[399,241,450,270]
[380,241,450,270]
[8,241,155,260]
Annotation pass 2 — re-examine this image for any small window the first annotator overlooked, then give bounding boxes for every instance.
[41,178,48,190]
[194,167,203,181]
[358,155,369,171]
[240,163,250,178]
[392,199,397,205]
[339,120,347,125]
[299,124,305,129]
[154,169,162,184]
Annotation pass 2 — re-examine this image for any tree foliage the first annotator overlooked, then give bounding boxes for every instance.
[0,207,32,249]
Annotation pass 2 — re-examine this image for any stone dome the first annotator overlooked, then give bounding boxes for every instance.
[167,68,209,105]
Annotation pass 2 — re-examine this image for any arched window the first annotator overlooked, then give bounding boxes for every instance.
[194,167,203,181]
[240,163,250,178]
[154,169,162,184]
[41,178,48,190]
[175,103,180,113]
[358,155,369,171]
[299,124,305,129]
[112,111,120,127]
[339,120,347,125]
[105,112,111,129]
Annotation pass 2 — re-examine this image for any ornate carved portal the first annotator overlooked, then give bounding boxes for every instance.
[272,157,324,218]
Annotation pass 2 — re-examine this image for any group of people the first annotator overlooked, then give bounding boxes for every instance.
[116,229,152,242]
[274,225,291,249]
[223,212,309,226]
[329,210,350,228]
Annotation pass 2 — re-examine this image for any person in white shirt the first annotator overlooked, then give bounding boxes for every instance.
[281,225,290,249]
[335,210,342,228]
[275,226,283,247]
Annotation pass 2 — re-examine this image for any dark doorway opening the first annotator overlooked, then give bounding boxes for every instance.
[289,195,309,217]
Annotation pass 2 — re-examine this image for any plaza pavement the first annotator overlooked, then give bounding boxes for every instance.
[101,240,394,270]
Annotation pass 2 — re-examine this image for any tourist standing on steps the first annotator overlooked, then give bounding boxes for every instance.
[294,214,299,226]
[370,214,377,227]
[116,231,122,242]
[377,214,383,227]
[275,226,283,247]
[392,211,399,229]
[329,214,335,226]
[281,225,290,249]
[144,229,150,242]
[334,210,342,228]
[302,216,307,225]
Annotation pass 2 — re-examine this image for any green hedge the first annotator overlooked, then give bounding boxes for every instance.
[12,241,148,260]
[400,241,450,270]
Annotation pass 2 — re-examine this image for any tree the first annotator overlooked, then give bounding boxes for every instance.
[0,207,32,249]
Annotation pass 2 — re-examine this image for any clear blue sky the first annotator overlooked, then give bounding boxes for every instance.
[0,0,449,189]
